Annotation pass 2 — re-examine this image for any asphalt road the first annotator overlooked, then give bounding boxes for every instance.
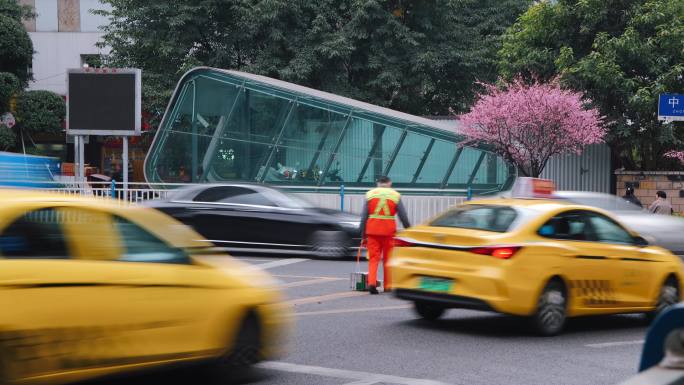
[89,256,650,385]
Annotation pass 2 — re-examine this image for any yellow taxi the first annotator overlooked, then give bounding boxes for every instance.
[391,179,684,335]
[0,190,290,384]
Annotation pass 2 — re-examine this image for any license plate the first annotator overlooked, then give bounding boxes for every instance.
[419,276,453,293]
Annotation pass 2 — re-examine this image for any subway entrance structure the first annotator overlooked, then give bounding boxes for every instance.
[144,67,516,196]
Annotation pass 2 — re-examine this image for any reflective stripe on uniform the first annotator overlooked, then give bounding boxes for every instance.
[368,214,395,219]
[366,188,400,222]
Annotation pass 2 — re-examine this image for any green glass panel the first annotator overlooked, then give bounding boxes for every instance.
[351,121,403,184]
[208,139,274,182]
[324,117,372,184]
[446,147,481,186]
[387,132,431,184]
[150,84,194,182]
[417,140,455,184]
[266,103,347,185]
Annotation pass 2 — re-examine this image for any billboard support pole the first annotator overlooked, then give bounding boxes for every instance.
[122,136,128,198]
[73,135,79,182]
[78,135,85,189]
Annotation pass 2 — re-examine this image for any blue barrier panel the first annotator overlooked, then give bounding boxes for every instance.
[0,152,61,188]
[639,303,684,371]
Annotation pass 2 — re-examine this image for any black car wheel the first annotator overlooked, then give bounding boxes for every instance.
[218,313,261,370]
[310,230,348,258]
[646,277,679,322]
[532,280,567,336]
[414,301,445,321]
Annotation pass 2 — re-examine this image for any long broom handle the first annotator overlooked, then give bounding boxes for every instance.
[355,239,365,273]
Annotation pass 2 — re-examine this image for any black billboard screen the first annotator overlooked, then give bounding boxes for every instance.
[68,71,139,134]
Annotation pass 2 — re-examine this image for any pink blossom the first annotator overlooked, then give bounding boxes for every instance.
[459,77,606,177]
[665,151,684,164]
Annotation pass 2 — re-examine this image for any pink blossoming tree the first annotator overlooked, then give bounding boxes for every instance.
[665,151,684,164]
[459,78,606,177]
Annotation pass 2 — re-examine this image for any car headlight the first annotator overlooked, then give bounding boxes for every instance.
[339,221,360,229]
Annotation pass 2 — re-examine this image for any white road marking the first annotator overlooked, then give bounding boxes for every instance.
[279,277,345,288]
[274,274,344,279]
[253,258,310,270]
[296,305,412,316]
[234,257,274,262]
[286,291,367,306]
[257,361,450,385]
[585,340,645,348]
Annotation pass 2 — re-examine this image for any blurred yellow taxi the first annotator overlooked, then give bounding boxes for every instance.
[391,180,684,335]
[0,190,290,384]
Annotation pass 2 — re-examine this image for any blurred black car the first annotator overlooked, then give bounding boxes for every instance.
[554,191,684,256]
[144,184,362,258]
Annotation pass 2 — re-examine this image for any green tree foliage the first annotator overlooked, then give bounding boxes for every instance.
[0,124,15,150]
[0,13,32,86]
[15,90,66,135]
[97,0,531,127]
[0,71,20,112]
[0,0,35,22]
[499,0,684,170]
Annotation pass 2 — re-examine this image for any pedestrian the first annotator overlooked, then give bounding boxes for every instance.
[622,186,642,208]
[649,190,673,215]
[110,164,123,183]
[359,176,411,295]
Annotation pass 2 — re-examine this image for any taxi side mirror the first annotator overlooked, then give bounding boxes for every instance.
[634,236,649,247]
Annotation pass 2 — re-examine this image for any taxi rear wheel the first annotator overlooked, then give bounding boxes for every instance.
[532,280,567,336]
[414,301,445,321]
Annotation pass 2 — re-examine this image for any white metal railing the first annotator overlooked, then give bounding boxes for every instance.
[2,180,466,225]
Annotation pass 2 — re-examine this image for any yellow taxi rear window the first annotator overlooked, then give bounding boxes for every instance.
[430,205,518,232]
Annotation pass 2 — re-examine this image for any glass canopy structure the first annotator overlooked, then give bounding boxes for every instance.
[144,68,516,195]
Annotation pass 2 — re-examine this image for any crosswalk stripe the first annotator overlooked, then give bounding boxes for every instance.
[257,361,450,385]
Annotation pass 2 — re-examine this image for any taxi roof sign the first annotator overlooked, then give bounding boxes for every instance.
[511,177,556,199]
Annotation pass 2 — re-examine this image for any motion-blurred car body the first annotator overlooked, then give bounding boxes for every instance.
[0,190,289,385]
[145,184,362,258]
[391,194,684,335]
[555,191,684,256]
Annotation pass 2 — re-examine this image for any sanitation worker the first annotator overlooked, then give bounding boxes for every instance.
[359,176,411,295]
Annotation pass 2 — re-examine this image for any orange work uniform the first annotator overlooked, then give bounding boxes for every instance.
[360,187,410,289]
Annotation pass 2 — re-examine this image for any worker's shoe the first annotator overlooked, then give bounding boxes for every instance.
[368,285,379,295]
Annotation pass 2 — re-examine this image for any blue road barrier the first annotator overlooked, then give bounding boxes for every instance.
[639,303,684,371]
[0,152,61,188]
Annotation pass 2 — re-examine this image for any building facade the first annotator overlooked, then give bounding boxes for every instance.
[20,0,112,95]
[144,68,517,195]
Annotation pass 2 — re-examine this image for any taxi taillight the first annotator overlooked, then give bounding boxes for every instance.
[469,246,521,259]
[394,238,416,247]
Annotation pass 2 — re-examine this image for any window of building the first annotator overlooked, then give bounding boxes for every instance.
[35,0,58,32]
[80,54,110,68]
